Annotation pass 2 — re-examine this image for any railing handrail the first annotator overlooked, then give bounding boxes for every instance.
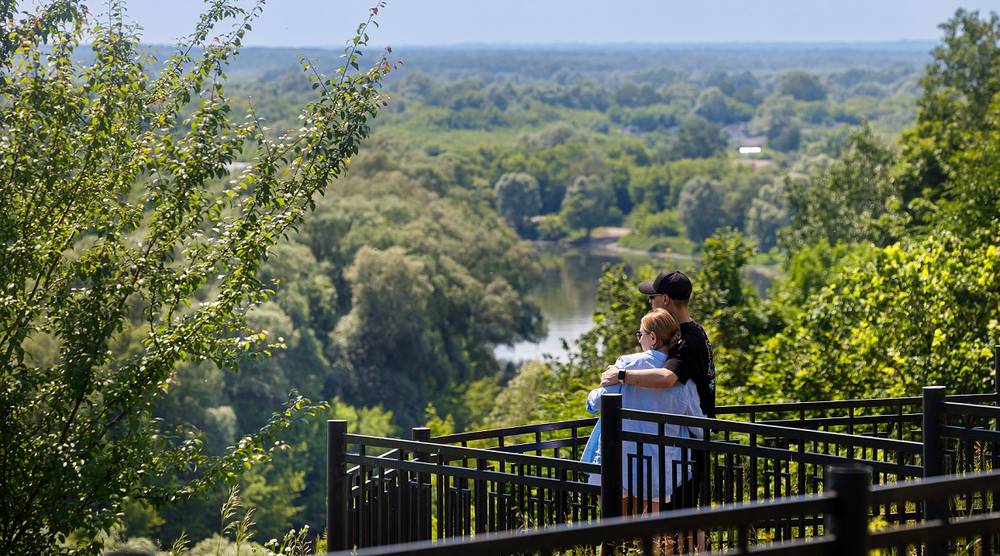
[761,413,922,428]
[870,468,1000,505]
[411,393,996,453]
[344,433,601,473]
[621,429,923,477]
[430,417,597,444]
[407,392,999,453]
[620,408,923,454]
[942,401,1000,419]
[345,452,601,494]
[717,392,995,414]
[869,513,1000,550]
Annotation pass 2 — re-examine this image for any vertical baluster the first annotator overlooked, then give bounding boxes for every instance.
[556,466,567,524]
[396,450,406,542]
[641,535,654,556]
[749,414,758,502]
[897,403,904,441]
[736,463,744,509]
[463,483,472,538]
[475,459,487,534]
[678,434,689,508]
[701,421,711,507]
[627,452,635,516]
[737,523,749,555]
[990,345,1000,554]
[378,464,388,545]
[636,440,645,514]
[363,455,372,547]
[446,473,454,539]
[435,452,445,540]
[848,406,855,460]
[658,422,667,508]
[489,480,498,532]
[518,462,527,528]
[410,427,432,542]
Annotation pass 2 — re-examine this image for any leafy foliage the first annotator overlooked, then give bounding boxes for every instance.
[749,228,999,402]
[744,178,789,251]
[677,177,726,242]
[560,175,621,237]
[898,9,1000,206]
[495,172,543,235]
[782,124,902,251]
[0,1,391,552]
[779,71,828,101]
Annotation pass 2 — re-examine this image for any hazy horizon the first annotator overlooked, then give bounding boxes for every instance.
[124,1,997,48]
[135,40,940,49]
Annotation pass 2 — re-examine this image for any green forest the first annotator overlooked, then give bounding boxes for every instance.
[1,1,998,554]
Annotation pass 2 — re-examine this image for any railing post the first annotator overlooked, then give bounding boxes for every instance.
[994,344,1000,404]
[922,386,946,478]
[993,345,1000,556]
[600,393,623,520]
[922,386,947,556]
[411,427,432,542]
[327,419,349,551]
[826,465,870,556]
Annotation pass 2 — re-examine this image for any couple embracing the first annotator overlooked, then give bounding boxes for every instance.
[582,269,716,513]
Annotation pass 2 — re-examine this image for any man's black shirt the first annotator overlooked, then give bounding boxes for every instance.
[664,321,716,417]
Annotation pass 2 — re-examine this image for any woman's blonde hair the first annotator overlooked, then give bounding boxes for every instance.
[641,308,680,350]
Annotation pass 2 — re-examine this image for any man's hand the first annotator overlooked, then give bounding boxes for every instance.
[601,365,621,386]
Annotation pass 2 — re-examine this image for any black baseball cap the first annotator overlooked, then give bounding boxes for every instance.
[637,270,692,300]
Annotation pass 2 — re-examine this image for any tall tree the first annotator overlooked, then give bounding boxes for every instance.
[897,9,1000,206]
[779,71,827,101]
[745,179,789,251]
[494,172,542,235]
[782,124,902,251]
[673,115,727,159]
[560,175,620,237]
[0,1,391,553]
[677,177,726,243]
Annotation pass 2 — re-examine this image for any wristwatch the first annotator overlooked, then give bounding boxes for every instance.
[618,368,626,383]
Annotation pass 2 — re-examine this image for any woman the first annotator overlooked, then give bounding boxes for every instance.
[581,308,705,512]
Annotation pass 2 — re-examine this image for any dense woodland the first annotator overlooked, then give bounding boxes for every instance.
[1,2,998,554]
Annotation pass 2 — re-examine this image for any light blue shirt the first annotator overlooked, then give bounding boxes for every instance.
[583,349,705,501]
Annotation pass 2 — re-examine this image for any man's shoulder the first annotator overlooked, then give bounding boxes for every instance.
[680,320,709,340]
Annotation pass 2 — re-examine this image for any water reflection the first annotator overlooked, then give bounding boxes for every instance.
[494,244,690,363]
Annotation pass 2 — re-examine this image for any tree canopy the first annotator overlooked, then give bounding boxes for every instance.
[0,1,391,552]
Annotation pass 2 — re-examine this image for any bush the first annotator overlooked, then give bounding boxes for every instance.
[631,209,683,237]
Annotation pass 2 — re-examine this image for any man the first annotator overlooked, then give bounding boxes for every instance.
[599,269,716,510]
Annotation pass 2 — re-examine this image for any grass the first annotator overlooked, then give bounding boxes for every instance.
[617,233,696,255]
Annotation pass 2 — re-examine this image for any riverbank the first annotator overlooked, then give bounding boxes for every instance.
[536,227,697,261]
[537,226,782,294]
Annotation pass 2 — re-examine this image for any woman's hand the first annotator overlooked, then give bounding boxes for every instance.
[601,365,621,386]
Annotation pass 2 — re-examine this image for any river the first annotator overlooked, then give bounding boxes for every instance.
[493,244,692,364]
[493,242,778,364]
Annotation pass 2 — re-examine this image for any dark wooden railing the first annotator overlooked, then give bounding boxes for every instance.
[330,468,1000,556]
[334,429,601,549]
[326,346,1000,551]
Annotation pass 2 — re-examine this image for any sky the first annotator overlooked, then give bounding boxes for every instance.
[123,1,1000,47]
